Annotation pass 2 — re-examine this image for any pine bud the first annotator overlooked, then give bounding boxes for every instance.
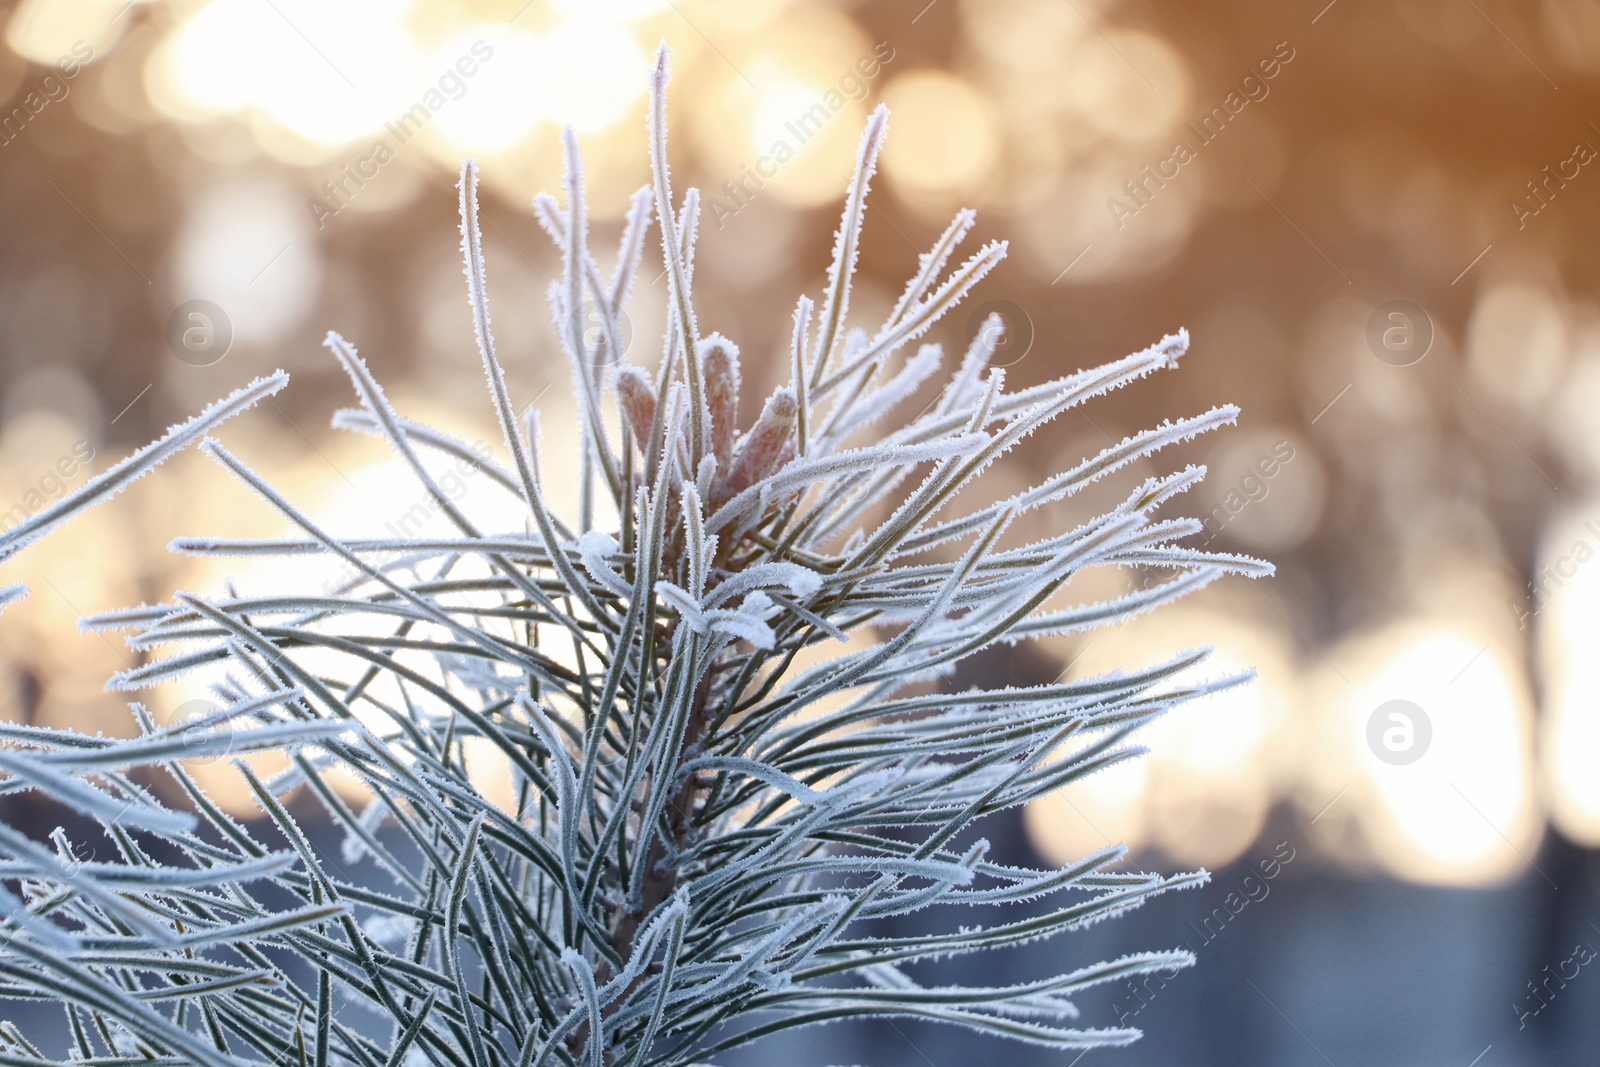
[725,388,797,495]
[700,335,741,468]
[615,366,657,454]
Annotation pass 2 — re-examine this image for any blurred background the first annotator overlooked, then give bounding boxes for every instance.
[2,0,1599,1062]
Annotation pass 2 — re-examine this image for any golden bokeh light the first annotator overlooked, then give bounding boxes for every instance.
[689,9,880,212]
[1026,592,1299,870]
[164,0,421,148]
[1535,501,1600,846]
[1025,755,1148,868]
[5,0,126,67]
[1061,30,1190,143]
[879,69,998,215]
[149,0,653,181]
[1466,279,1569,413]
[1308,615,1540,887]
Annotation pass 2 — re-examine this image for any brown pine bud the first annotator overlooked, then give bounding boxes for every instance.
[700,336,741,469]
[724,388,796,495]
[615,366,657,455]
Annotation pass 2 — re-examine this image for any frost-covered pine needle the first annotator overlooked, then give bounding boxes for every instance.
[0,46,1269,1066]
